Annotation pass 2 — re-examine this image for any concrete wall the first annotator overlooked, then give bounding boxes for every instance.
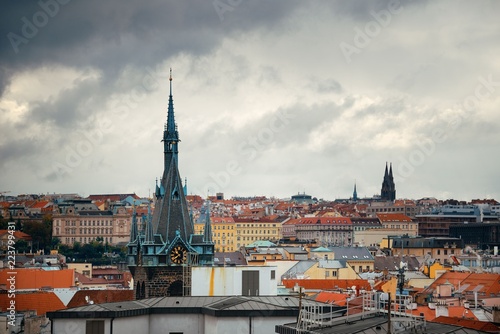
[114,315,149,334]
[204,315,293,334]
[53,318,111,334]
[191,266,277,296]
[53,313,293,334]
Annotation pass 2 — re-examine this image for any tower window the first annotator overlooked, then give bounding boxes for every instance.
[172,189,180,200]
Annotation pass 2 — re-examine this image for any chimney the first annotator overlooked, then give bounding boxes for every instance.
[435,301,449,318]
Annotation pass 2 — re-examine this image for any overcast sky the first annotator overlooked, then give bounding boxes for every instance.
[1,1,499,201]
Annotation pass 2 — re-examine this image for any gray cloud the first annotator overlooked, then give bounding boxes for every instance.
[1,1,499,200]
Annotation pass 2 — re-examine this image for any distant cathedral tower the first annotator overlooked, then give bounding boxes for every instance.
[127,70,214,299]
[380,162,396,201]
[352,182,358,202]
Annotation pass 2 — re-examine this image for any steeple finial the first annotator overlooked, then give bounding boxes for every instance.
[169,68,173,95]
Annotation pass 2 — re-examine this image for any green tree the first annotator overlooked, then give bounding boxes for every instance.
[15,239,30,253]
[51,237,61,249]
[0,214,8,230]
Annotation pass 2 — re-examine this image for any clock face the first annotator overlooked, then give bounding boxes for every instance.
[170,245,187,264]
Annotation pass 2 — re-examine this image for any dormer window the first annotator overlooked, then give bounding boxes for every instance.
[171,185,180,200]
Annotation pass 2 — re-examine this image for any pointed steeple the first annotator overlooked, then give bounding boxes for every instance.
[163,68,180,170]
[353,181,358,202]
[203,200,213,243]
[130,205,138,243]
[145,201,154,244]
[152,73,194,244]
[381,162,396,201]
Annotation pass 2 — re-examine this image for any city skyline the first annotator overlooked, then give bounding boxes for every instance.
[1,1,499,201]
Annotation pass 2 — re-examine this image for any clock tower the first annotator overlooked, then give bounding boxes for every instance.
[127,70,214,298]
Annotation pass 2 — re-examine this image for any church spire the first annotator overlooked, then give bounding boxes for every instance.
[145,200,154,244]
[203,200,213,243]
[163,68,180,170]
[130,204,138,243]
[353,181,358,202]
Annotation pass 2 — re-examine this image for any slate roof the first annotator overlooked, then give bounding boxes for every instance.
[318,259,347,269]
[283,247,308,254]
[245,240,277,248]
[311,247,332,252]
[48,296,327,319]
[374,255,420,271]
[282,260,317,278]
[329,246,374,260]
[213,252,247,265]
[276,315,493,334]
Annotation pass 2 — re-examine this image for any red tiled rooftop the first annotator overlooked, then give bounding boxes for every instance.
[0,268,74,289]
[315,291,349,306]
[432,315,500,332]
[67,290,134,308]
[282,279,371,291]
[0,291,65,315]
[0,230,32,241]
[29,201,50,209]
[294,217,352,225]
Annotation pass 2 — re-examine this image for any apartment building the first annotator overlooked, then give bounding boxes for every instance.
[194,216,236,252]
[377,213,418,232]
[292,217,353,247]
[52,199,131,245]
[234,217,283,249]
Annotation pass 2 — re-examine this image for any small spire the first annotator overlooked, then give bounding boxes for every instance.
[169,68,173,96]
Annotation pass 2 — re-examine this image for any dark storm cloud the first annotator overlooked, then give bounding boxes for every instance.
[0,0,301,95]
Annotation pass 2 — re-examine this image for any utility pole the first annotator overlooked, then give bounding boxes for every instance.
[387,292,392,334]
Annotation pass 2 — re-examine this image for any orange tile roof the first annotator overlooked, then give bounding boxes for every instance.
[0,291,65,315]
[420,272,500,296]
[0,268,74,289]
[282,279,372,291]
[432,315,500,332]
[30,201,50,209]
[414,305,479,322]
[0,230,32,241]
[294,217,352,225]
[315,291,348,306]
[67,290,134,308]
[75,272,107,285]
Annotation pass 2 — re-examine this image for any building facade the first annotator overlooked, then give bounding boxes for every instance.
[52,199,131,245]
[292,217,353,247]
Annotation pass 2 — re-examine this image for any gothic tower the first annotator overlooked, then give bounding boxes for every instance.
[352,181,358,202]
[380,162,396,201]
[128,70,214,299]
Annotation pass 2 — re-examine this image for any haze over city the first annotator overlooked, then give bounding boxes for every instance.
[1,1,499,200]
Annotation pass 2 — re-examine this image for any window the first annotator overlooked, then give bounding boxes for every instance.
[86,320,104,334]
